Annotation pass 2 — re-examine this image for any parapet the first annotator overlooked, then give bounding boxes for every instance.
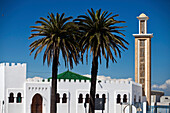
[26,78,91,83]
[26,77,132,85]
[0,63,26,67]
[99,79,131,85]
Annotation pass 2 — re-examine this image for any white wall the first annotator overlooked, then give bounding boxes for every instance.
[5,63,26,89]
[0,63,5,113]
[25,82,51,113]
[26,79,141,113]
[0,63,26,113]
[132,82,142,104]
[1,62,142,113]
[25,79,141,113]
[6,89,24,113]
[96,80,131,113]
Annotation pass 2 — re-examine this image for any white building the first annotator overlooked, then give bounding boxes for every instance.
[0,63,142,113]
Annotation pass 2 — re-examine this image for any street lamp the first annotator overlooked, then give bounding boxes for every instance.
[120,102,123,113]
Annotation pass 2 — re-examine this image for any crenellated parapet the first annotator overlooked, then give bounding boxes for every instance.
[0,62,27,89]
[26,77,134,85]
[0,63,26,67]
[26,78,91,83]
[99,79,131,84]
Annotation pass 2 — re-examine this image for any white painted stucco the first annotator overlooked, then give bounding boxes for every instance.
[0,63,142,113]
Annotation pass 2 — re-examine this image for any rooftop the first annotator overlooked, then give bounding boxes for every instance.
[48,70,91,81]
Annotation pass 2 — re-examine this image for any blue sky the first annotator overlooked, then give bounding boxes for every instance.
[0,0,170,94]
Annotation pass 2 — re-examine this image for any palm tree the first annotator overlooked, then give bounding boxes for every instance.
[74,8,129,113]
[29,13,79,113]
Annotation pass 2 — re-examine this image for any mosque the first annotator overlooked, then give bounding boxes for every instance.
[0,13,154,113]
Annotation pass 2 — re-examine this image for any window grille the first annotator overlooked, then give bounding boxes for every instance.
[85,94,90,103]
[123,94,127,103]
[62,93,67,103]
[9,93,14,103]
[140,21,145,34]
[117,94,121,103]
[96,94,99,98]
[78,94,83,103]
[56,93,60,103]
[16,93,22,103]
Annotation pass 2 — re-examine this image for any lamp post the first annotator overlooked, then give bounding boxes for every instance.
[84,102,87,113]
[120,102,123,113]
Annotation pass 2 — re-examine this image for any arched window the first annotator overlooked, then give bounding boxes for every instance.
[9,93,14,103]
[78,94,83,103]
[56,93,60,103]
[62,93,67,103]
[85,94,89,103]
[139,96,141,103]
[96,94,99,98]
[16,93,22,103]
[134,95,136,103]
[123,94,127,103]
[117,94,121,104]
[102,94,106,103]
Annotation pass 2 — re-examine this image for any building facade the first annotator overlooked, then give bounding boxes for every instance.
[0,13,157,113]
[0,63,142,113]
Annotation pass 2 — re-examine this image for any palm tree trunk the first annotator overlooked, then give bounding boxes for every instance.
[50,50,59,113]
[89,56,98,113]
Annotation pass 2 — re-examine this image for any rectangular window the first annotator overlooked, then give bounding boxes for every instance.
[140,20,145,34]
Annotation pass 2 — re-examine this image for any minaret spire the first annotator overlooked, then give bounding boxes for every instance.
[133,13,153,105]
[137,13,149,34]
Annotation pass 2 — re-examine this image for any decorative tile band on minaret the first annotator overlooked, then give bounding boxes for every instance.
[133,13,153,105]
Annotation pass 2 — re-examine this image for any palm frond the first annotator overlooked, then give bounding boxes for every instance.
[75,8,128,67]
[29,13,80,67]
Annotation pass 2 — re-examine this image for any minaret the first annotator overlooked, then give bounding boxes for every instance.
[133,13,153,105]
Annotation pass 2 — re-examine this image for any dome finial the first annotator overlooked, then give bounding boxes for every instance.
[139,13,147,17]
[137,13,149,20]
